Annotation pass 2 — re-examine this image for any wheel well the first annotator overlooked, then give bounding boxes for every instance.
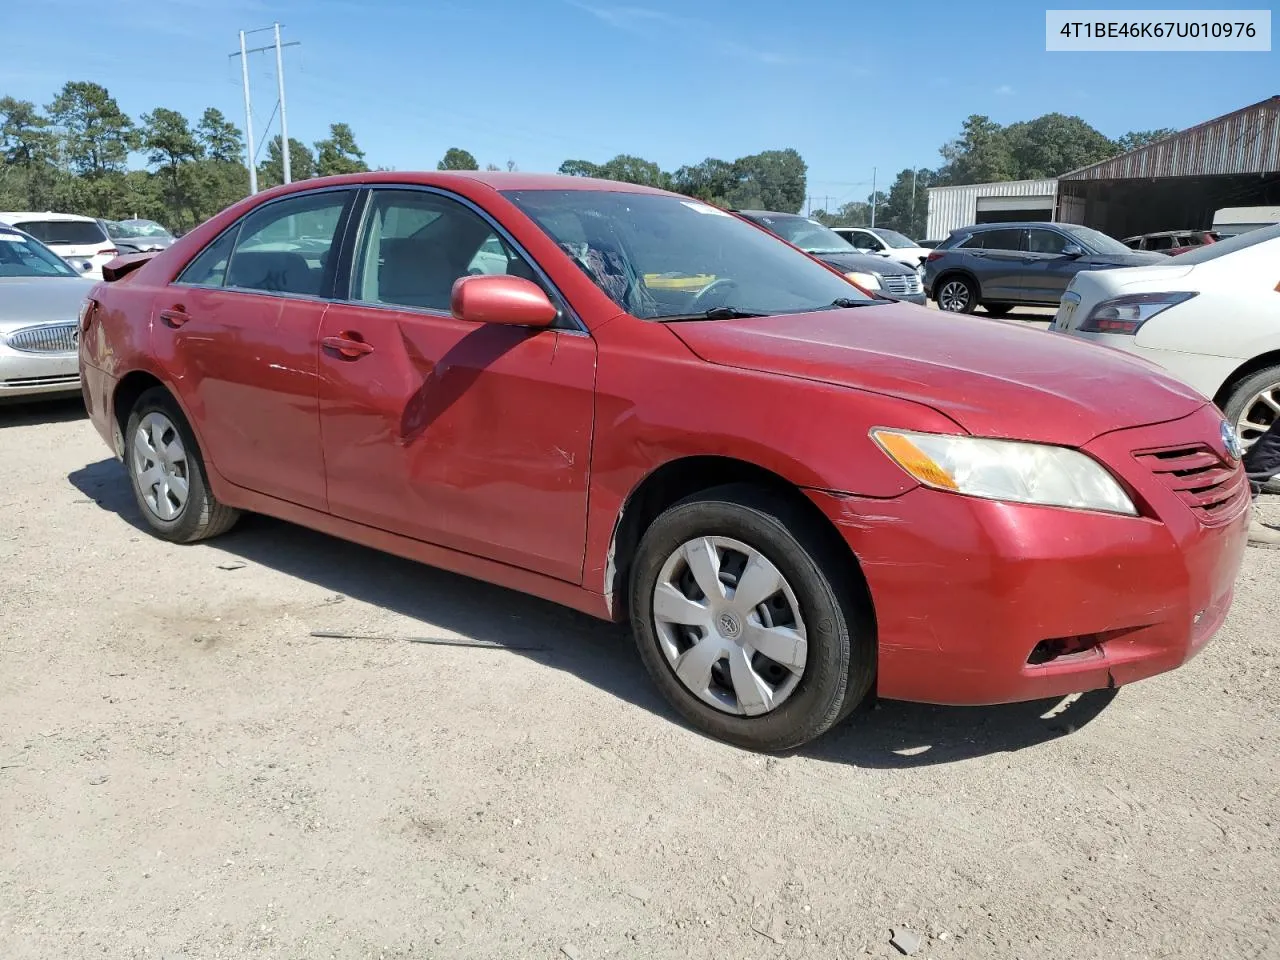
[1212,350,1280,410]
[111,371,166,450]
[931,269,980,299]
[606,455,871,621]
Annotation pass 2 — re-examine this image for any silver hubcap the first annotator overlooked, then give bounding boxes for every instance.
[652,536,808,717]
[131,412,190,522]
[939,280,970,312]
[1236,383,1280,452]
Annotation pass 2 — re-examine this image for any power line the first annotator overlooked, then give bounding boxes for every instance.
[230,23,300,194]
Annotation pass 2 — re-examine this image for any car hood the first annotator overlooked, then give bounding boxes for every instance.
[668,301,1207,447]
[0,276,96,333]
[812,251,916,275]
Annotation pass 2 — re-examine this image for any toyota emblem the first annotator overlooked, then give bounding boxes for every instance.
[1221,421,1243,462]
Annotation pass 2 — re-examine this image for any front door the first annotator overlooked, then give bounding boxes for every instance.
[1020,227,1085,304]
[153,187,356,511]
[317,187,596,583]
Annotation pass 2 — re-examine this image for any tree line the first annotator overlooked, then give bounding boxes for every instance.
[0,81,370,232]
[809,114,1177,239]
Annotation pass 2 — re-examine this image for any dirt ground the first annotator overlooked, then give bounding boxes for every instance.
[1,398,1277,960]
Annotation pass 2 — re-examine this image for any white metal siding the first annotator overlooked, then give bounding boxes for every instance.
[925,179,1059,239]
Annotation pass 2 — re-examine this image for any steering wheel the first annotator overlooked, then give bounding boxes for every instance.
[690,277,740,311]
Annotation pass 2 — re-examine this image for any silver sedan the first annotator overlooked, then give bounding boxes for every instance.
[1,226,97,400]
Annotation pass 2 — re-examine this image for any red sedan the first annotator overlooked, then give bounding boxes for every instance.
[79,173,1250,751]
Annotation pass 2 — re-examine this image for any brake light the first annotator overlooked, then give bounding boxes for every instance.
[99,247,118,257]
[1078,292,1197,335]
[926,250,943,261]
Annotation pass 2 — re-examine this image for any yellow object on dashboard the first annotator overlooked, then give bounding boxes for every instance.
[643,273,718,291]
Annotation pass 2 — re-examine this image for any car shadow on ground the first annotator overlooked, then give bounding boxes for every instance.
[68,457,1119,769]
[0,396,87,427]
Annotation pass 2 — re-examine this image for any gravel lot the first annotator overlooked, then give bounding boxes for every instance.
[1,397,1277,960]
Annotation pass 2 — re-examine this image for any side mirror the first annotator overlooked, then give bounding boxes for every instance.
[1061,244,1085,258]
[451,274,558,328]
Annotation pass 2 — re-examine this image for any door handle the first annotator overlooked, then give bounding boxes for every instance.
[322,333,374,360]
[159,308,190,328]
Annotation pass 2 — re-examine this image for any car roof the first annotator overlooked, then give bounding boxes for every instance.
[952,221,1071,233]
[242,171,677,199]
[0,211,99,223]
[736,209,809,219]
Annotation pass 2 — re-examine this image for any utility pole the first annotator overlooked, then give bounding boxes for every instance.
[230,24,301,195]
[237,30,257,195]
[910,169,917,234]
[273,23,291,184]
[870,166,877,228]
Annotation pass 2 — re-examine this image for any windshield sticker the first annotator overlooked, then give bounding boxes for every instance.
[680,201,730,217]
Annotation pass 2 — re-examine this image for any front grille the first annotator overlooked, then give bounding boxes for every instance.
[0,374,80,388]
[4,322,78,354]
[881,274,923,296]
[1134,443,1249,524]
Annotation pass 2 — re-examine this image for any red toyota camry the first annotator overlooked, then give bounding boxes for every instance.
[79,172,1250,751]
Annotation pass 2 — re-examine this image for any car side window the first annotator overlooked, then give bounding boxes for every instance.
[975,229,1023,251]
[1025,229,1069,255]
[851,230,882,251]
[955,234,982,250]
[1148,235,1172,250]
[223,191,350,296]
[176,225,240,286]
[352,189,546,313]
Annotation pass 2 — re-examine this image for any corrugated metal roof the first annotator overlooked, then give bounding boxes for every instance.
[1061,96,1280,181]
[925,179,1057,239]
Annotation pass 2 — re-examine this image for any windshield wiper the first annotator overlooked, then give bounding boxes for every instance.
[658,306,770,322]
[829,297,878,308]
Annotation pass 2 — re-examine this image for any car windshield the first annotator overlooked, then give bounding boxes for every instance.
[13,219,107,246]
[875,228,917,248]
[0,230,81,278]
[751,215,855,255]
[502,190,874,319]
[1168,221,1280,263]
[1063,224,1131,255]
[114,219,172,239]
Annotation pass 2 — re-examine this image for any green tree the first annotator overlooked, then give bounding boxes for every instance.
[140,107,203,227]
[0,97,53,166]
[670,157,737,204]
[558,159,602,177]
[811,200,872,227]
[599,154,668,188]
[1115,127,1178,153]
[314,122,368,176]
[937,114,1015,185]
[437,147,478,171]
[726,149,807,212]
[45,81,136,177]
[258,136,316,188]
[873,168,936,238]
[1005,113,1115,179]
[196,108,243,164]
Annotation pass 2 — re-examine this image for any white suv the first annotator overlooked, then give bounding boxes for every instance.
[0,212,117,279]
[831,226,932,272]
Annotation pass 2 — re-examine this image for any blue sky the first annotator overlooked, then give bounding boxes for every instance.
[5,0,1276,209]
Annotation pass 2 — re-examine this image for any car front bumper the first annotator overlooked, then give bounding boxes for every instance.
[806,403,1250,705]
[0,345,80,399]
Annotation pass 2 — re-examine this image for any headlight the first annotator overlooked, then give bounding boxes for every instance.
[1078,291,1196,335]
[871,429,1137,515]
[845,271,881,290]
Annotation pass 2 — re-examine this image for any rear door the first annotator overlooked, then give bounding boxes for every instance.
[153,187,358,511]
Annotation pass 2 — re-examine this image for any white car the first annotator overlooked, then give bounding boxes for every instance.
[1052,223,1280,469]
[831,226,932,272]
[0,212,117,279]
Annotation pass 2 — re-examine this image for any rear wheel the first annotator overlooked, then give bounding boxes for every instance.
[936,276,976,313]
[125,387,240,543]
[1224,366,1280,494]
[629,485,875,751]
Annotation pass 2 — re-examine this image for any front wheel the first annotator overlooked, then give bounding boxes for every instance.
[936,276,976,313]
[1224,365,1280,495]
[125,387,240,543]
[629,485,875,751]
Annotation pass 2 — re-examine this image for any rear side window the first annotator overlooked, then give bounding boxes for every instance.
[1148,235,1173,250]
[177,226,240,287]
[974,229,1023,251]
[13,219,107,246]
[226,192,350,296]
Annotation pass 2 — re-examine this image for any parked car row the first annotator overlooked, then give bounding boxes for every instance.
[0,211,176,280]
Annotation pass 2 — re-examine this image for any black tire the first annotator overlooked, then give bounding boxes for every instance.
[124,387,240,543]
[935,275,977,313]
[982,304,1012,317]
[1222,365,1280,495]
[629,484,875,752]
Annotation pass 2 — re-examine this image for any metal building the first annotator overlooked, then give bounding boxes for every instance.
[1056,96,1280,238]
[925,96,1280,242]
[925,178,1058,240]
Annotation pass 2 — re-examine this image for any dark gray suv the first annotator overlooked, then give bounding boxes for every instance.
[923,222,1166,315]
